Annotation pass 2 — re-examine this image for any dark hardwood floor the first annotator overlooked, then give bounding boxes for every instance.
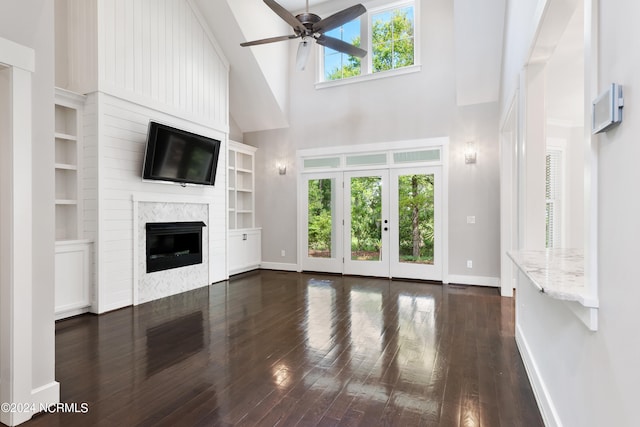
[23,271,543,427]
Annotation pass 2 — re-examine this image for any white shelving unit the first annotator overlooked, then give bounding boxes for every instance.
[55,91,83,240]
[228,141,261,275]
[54,88,92,319]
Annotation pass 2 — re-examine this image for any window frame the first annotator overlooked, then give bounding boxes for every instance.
[316,0,420,89]
[544,140,567,249]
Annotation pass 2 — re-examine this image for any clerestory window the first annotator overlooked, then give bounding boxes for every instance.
[319,1,418,85]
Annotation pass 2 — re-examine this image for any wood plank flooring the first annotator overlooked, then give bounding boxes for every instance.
[23,271,543,427]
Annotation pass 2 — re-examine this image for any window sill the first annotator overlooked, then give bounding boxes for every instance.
[314,64,422,90]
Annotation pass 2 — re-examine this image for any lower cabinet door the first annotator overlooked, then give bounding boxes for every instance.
[55,240,92,318]
[229,228,261,275]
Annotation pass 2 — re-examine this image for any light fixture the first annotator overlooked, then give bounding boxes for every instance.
[277,161,287,175]
[296,37,312,71]
[464,141,477,164]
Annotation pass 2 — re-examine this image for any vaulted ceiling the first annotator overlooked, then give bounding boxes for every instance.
[193,0,506,134]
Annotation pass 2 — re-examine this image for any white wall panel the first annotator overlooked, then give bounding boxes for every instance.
[82,94,98,310]
[65,0,228,129]
[89,93,226,313]
[98,0,228,129]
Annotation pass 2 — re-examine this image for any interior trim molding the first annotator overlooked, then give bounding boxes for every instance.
[259,262,298,272]
[516,324,562,427]
[446,274,500,287]
[0,37,34,72]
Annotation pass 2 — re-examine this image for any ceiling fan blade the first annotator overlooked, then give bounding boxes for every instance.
[240,34,299,47]
[315,35,367,58]
[312,4,366,34]
[296,38,312,71]
[263,0,305,33]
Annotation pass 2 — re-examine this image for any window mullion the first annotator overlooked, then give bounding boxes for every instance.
[363,14,371,75]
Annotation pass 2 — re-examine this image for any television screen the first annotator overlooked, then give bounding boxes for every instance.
[142,122,221,186]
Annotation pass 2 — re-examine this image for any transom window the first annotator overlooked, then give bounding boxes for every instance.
[320,1,418,84]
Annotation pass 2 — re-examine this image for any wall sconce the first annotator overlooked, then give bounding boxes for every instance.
[277,162,287,175]
[464,141,477,164]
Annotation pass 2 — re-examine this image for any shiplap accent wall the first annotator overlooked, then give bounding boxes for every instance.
[82,94,98,308]
[66,0,228,130]
[68,0,230,313]
[86,93,227,313]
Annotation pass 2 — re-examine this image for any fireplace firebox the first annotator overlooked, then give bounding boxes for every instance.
[146,221,206,273]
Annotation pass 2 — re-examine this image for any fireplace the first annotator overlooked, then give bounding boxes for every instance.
[146,221,206,273]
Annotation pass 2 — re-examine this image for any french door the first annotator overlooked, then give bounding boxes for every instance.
[302,167,442,281]
[343,170,389,277]
[302,172,344,273]
[389,167,441,281]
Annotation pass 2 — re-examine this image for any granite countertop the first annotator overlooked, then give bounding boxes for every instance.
[507,248,599,308]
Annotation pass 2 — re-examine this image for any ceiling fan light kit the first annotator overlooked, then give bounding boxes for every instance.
[240,0,367,70]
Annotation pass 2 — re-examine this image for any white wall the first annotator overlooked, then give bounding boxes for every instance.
[0,0,58,424]
[58,0,230,313]
[502,0,640,425]
[594,0,640,422]
[247,0,502,282]
[63,0,228,132]
[84,93,227,313]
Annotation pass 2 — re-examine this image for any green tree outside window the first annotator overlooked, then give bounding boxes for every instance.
[324,5,415,81]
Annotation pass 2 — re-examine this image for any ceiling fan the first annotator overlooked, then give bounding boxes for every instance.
[240,0,367,70]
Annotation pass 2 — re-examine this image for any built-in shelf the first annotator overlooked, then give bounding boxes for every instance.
[228,141,261,276]
[54,88,92,320]
[55,163,78,170]
[55,89,85,241]
[54,132,78,141]
[228,141,257,230]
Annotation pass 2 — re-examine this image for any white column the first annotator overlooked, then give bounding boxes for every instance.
[0,37,54,427]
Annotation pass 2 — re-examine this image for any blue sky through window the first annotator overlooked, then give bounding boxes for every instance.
[323,19,361,80]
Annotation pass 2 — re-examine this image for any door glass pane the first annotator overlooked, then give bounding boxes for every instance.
[350,176,382,261]
[397,174,434,264]
[308,179,335,258]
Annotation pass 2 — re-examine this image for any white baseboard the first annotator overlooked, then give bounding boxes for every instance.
[0,382,60,426]
[446,274,500,287]
[229,263,261,276]
[55,306,90,321]
[259,262,299,272]
[516,324,562,427]
[32,381,60,405]
[99,290,132,313]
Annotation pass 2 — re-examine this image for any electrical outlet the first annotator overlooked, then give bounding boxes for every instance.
[281,250,286,257]
[466,260,473,269]
[467,216,476,224]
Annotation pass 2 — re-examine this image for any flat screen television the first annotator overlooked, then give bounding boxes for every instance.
[142,121,221,186]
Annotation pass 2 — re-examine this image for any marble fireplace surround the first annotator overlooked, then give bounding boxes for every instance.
[132,194,212,305]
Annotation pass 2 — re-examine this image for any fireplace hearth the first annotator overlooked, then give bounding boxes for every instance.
[146,221,206,273]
